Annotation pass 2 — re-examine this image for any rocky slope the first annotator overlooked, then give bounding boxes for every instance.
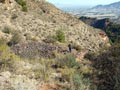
[0,0,109,52]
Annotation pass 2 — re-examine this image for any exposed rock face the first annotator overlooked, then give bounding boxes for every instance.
[0,0,109,52]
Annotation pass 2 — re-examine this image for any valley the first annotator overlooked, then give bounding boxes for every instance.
[61,1,120,23]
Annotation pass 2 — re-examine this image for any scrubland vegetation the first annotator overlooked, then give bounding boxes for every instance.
[1,32,119,90]
[0,38,93,90]
[0,23,120,90]
[0,0,119,90]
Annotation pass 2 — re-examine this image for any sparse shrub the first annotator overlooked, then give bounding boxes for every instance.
[73,44,82,52]
[60,67,75,82]
[80,65,93,75]
[2,26,11,34]
[22,5,28,12]
[33,59,55,81]
[56,54,79,68]
[73,74,91,90]
[84,52,96,60]
[0,38,6,45]
[0,39,20,72]
[11,14,18,19]
[9,32,23,45]
[44,30,65,43]
[15,0,28,12]
[55,30,65,43]
[24,33,32,40]
[43,35,56,44]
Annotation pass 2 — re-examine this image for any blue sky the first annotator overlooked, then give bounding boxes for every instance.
[47,0,120,6]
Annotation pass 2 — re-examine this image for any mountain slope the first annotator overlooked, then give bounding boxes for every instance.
[0,1,111,90]
[92,1,120,9]
[0,0,109,51]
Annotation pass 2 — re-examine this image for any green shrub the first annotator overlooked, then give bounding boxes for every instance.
[22,5,28,12]
[55,30,65,43]
[44,30,65,43]
[15,0,28,12]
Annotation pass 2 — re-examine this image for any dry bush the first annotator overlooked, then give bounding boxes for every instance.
[8,32,24,46]
[92,44,120,90]
[55,54,79,68]
[0,39,20,72]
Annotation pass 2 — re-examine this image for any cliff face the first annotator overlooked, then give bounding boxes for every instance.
[0,0,109,51]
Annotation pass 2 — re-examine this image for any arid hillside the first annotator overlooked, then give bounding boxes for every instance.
[0,1,115,90]
[0,0,109,52]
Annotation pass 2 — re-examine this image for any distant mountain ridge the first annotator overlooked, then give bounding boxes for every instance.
[92,1,120,9]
